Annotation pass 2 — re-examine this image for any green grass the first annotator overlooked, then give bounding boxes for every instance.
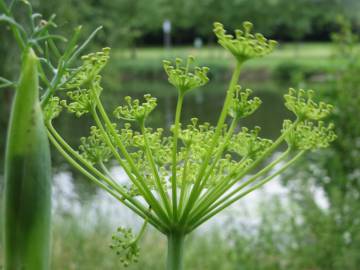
[102,42,341,94]
[112,42,345,72]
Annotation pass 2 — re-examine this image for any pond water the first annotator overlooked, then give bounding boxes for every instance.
[0,78,325,231]
[54,79,292,145]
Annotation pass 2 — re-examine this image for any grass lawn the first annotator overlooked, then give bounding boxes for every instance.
[112,42,345,72]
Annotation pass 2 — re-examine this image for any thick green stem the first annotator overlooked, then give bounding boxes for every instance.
[166,233,185,270]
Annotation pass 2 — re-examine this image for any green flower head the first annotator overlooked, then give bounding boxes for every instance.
[110,227,140,267]
[65,75,103,117]
[65,47,110,89]
[113,94,157,123]
[43,96,63,122]
[284,88,333,120]
[176,119,215,152]
[213,21,277,63]
[229,126,273,160]
[79,126,112,164]
[163,56,209,93]
[228,85,262,119]
[282,120,337,150]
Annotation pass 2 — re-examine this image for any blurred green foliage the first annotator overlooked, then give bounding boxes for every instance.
[26,0,360,47]
[280,16,360,269]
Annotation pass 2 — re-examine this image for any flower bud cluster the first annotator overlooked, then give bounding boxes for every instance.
[65,47,110,89]
[65,76,103,117]
[176,120,217,161]
[43,96,63,122]
[110,227,140,267]
[282,120,336,150]
[228,85,262,119]
[206,155,253,187]
[163,57,209,93]
[44,48,110,119]
[228,126,273,160]
[213,21,277,62]
[177,119,214,147]
[113,94,157,123]
[284,88,333,120]
[111,124,170,192]
[79,126,112,164]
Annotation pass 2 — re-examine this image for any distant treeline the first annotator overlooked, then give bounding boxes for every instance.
[28,0,360,46]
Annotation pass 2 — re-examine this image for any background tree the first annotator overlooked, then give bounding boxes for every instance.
[281,17,360,269]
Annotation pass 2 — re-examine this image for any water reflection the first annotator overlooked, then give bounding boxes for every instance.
[52,156,292,231]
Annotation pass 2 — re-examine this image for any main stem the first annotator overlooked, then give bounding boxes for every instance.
[166,233,185,270]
